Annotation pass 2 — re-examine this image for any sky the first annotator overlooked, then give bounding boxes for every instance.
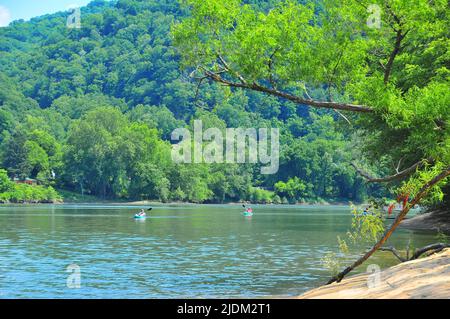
[0,0,93,27]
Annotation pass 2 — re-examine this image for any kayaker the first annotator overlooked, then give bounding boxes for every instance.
[246,207,253,213]
[138,209,146,217]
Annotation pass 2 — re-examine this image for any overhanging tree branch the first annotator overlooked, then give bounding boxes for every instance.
[326,165,450,285]
[203,71,374,113]
[351,158,430,183]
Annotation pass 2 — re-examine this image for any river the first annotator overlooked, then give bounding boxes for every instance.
[0,204,437,298]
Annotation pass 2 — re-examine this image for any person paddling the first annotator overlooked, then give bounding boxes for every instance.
[138,209,146,217]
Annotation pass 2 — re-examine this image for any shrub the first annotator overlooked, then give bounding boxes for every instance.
[0,174,62,203]
[272,194,281,204]
[248,187,274,204]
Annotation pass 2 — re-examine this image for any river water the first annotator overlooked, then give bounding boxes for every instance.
[0,204,437,298]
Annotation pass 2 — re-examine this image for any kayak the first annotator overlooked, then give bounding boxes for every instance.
[134,214,146,219]
[243,212,253,217]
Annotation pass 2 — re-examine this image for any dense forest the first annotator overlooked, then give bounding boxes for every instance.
[0,0,388,203]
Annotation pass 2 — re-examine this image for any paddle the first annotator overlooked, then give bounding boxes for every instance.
[242,204,253,215]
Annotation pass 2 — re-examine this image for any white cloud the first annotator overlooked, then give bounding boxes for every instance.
[0,5,11,27]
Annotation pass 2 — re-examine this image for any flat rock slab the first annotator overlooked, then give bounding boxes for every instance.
[298,248,450,299]
[400,210,450,232]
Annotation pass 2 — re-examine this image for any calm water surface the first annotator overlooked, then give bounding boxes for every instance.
[0,204,437,298]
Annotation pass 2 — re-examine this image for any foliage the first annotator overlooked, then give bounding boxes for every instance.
[321,252,342,277]
[275,177,306,202]
[0,0,428,203]
[0,169,61,203]
[1,126,62,182]
[172,0,450,206]
[346,205,385,245]
[396,162,449,206]
[322,204,385,274]
[0,169,13,193]
[248,187,274,204]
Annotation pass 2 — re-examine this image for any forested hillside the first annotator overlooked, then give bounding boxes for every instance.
[0,0,384,203]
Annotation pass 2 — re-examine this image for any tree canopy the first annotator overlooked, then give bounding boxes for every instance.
[0,0,390,203]
[172,0,450,282]
[173,0,450,203]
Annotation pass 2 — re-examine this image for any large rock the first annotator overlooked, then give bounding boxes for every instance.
[299,248,450,299]
[400,210,450,232]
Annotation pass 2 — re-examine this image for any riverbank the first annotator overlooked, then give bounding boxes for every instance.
[400,209,450,232]
[298,248,450,299]
[58,193,353,206]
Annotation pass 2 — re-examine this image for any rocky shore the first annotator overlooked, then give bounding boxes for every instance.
[299,248,450,299]
[400,209,450,232]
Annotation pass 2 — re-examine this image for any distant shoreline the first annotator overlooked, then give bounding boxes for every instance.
[34,199,354,206]
[0,199,354,207]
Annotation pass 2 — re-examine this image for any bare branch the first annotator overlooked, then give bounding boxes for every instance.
[302,83,313,100]
[379,246,406,262]
[217,55,247,84]
[192,65,227,80]
[351,158,430,183]
[334,110,352,125]
[395,157,404,174]
[203,71,374,113]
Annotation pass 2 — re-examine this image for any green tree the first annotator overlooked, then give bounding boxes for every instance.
[64,107,129,198]
[173,0,450,283]
[127,104,184,140]
[1,127,61,182]
[64,106,172,199]
[0,169,13,193]
[275,177,306,202]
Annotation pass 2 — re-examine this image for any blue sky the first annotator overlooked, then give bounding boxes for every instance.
[0,0,94,26]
